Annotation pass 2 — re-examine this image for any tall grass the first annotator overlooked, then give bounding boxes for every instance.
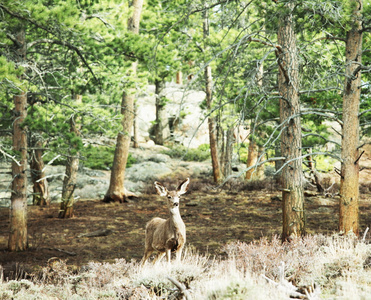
[1,234,371,299]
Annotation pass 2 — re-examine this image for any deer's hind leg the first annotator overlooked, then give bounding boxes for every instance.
[141,247,154,266]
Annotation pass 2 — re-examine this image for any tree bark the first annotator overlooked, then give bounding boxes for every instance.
[9,26,28,252]
[246,58,263,180]
[30,138,50,205]
[59,94,82,218]
[277,2,305,241]
[176,71,183,85]
[9,91,28,251]
[204,6,221,183]
[104,89,136,203]
[339,0,362,236]
[153,79,170,145]
[245,138,258,180]
[133,101,139,148]
[104,0,143,203]
[223,127,234,178]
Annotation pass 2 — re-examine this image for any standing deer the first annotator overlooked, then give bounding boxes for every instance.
[141,178,190,265]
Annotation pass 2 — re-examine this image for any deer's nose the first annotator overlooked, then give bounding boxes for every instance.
[173,202,179,207]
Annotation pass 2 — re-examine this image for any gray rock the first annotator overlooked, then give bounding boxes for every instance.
[126,161,173,182]
[147,154,170,163]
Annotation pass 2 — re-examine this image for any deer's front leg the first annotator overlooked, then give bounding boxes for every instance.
[175,246,183,262]
[153,252,165,264]
[166,249,171,264]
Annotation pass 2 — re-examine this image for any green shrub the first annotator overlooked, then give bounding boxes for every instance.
[43,145,136,170]
[162,144,210,162]
[237,143,249,163]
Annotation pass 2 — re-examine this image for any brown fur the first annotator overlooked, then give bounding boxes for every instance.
[141,178,189,265]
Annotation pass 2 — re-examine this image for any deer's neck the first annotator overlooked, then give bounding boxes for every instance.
[169,210,184,233]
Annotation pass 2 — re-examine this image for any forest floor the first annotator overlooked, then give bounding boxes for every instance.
[1,184,371,280]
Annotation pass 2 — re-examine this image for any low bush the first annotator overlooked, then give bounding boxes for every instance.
[162,144,211,162]
[2,235,371,299]
[43,145,136,170]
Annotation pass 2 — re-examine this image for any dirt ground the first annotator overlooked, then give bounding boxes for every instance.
[1,188,371,279]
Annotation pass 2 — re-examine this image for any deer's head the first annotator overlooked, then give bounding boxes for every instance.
[154,178,190,214]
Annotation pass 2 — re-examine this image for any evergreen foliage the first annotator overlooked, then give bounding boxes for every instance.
[0,0,369,171]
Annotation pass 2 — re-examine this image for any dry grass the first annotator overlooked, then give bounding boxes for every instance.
[1,234,371,299]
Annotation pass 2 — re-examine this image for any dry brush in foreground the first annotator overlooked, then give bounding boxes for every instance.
[1,234,371,299]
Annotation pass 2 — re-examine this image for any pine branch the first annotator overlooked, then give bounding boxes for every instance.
[1,4,98,83]
[27,39,98,82]
[0,4,54,35]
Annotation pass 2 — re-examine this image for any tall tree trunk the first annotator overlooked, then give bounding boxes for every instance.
[277,2,305,241]
[30,138,50,205]
[59,94,81,218]
[133,101,139,148]
[104,0,143,203]
[204,6,221,183]
[176,71,183,85]
[224,126,234,178]
[339,0,362,236]
[9,26,28,252]
[153,79,170,145]
[246,61,263,180]
[9,91,28,251]
[245,137,258,180]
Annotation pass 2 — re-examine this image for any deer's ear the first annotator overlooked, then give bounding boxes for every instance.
[177,178,190,195]
[154,181,168,196]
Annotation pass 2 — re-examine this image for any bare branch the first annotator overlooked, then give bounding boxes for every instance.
[301,108,342,125]
[85,14,114,29]
[302,133,341,147]
[311,35,346,43]
[167,277,192,300]
[248,37,282,52]
[0,147,21,166]
[359,108,371,118]
[299,86,341,94]
[275,151,342,176]
[222,156,286,184]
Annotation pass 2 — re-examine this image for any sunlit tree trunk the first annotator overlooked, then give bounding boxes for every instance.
[133,101,139,148]
[153,78,170,145]
[277,2,305,241]
[246,62,263,180]
[204,6,221,183]
[176,71,183,85]
[9,91,28,251]
[9,26,28,252]
[59,94,81,218]
[30,138,50,205]
[339,0,362,236]
[245,136,258,180]
[104,0,143,203]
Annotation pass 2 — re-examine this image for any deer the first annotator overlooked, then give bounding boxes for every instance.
[141,178,190,265]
